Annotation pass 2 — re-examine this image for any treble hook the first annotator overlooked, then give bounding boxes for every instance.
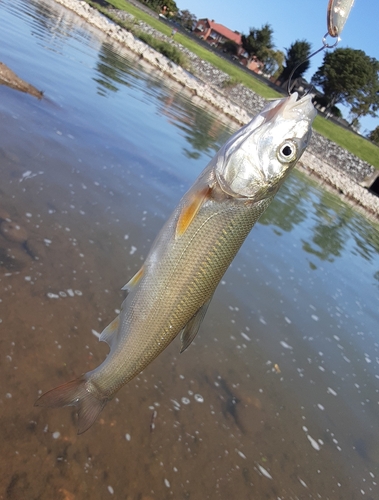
[287,33,340,96]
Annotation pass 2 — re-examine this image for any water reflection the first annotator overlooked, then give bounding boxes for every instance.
[22,0,93,50]
[94,41,233,158]
[94,43,136,95]
[260,170,379,284]
[302,202,351,262]
[259,175,309,232]
[1,0,379,498]
[175,105,231,159]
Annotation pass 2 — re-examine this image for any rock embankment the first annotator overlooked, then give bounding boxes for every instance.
[0,62,43,98]
[54,0,379,219]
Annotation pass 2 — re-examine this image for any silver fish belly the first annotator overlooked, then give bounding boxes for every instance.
[35,92,316,433]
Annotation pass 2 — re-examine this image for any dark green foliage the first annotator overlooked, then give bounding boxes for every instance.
[277,40,312,87]
[263,49,285,78]
[312,48,379,126]
[223,40,239,56]
[220,76,242,89]
[141,0,178,15]
[137,32,188,66]
[173,9,197,31]
[368,126,379,146]
[241,23,274,62]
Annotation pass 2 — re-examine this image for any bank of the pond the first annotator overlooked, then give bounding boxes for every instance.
[53,0,379,220]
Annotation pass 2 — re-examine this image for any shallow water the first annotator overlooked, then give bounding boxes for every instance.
[1,0,379,498]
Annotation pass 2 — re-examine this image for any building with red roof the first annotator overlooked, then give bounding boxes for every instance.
[194,19,242,47]
[193,19,262,73]
[193,18,242,47]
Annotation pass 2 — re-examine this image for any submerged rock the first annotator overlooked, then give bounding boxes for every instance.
[0,61,43,99]
[0,220,28,243]
[24,238,46,260]
[0,246,27,271]
[0,207,11,221]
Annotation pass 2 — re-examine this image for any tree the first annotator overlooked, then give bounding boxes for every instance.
[348,78,379,126]
[241,23,274,63]
[173,9,196,30]
[223,40,239,56]
[262,49,285,78]
[311,48,379,123]
[368,126,379,146]
[145,0,178,16]
[277,40,312,88]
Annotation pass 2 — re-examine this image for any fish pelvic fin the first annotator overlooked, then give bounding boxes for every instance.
[35,376,107,434]
[180,299,211,353]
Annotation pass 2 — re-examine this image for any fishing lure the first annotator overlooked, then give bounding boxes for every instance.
[287,0,355,94]
[327,0,355,38]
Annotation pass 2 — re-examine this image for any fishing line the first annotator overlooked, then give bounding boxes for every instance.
[287,34,339,96]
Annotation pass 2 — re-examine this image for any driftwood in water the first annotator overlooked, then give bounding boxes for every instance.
[0,62,43,99]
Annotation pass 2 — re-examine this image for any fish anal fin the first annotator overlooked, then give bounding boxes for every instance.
[176,185,211,238]
[180,299,211,353]
[121,266,144,292]
[35,376,107,434]
[99,315,120,349]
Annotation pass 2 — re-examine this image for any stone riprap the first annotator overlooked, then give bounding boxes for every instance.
[308,132,374,182]
[53,0,379,219]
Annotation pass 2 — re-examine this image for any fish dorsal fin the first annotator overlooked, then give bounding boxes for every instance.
[180,299,211,353]
[176,185,211,238]
[121,266,144,293]
[99,315,120,349]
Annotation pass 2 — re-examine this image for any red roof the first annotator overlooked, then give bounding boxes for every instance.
[205,19,242,45]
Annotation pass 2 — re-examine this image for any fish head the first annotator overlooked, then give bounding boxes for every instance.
[215,92,317,199]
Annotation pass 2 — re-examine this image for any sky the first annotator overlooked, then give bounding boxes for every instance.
[175,0,379,134]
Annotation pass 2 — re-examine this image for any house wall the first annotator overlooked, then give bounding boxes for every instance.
[193,20,211,40]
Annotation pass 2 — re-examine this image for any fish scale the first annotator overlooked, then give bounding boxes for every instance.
[92,193,273,398]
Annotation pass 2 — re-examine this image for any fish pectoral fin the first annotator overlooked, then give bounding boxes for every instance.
[180,299,211,353]
[121,266,144,293]
[176,185,211,238]
[99,315,120,349]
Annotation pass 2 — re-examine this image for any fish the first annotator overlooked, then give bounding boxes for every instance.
[35,92,316,433]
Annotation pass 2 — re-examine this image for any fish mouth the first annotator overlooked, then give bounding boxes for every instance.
[284,92,316,116]
[263,92,316,123]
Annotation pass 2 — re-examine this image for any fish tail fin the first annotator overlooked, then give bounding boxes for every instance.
[35,376,107,434]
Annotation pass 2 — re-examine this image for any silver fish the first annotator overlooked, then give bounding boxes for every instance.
[35,92,316,433]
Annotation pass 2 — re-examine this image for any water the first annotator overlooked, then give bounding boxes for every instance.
[0,0,379,498]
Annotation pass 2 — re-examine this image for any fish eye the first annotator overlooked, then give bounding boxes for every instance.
[277,140,297,163]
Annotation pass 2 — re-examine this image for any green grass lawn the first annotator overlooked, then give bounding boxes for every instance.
[102,0,173,33]
[314,115,379,167]
[91,0,379,169]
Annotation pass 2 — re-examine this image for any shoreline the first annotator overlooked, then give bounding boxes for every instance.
[53,0,379,221]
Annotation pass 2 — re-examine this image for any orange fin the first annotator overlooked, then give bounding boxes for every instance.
[176,185,211,238]
[121,266,144,292]
[35,376,107,434]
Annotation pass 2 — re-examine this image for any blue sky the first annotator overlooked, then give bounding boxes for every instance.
[175,0,379,134]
